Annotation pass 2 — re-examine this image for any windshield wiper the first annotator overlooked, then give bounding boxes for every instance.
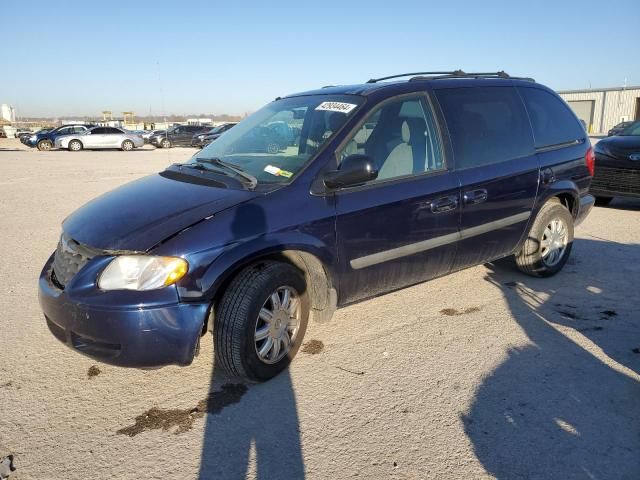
[193,157,258,189]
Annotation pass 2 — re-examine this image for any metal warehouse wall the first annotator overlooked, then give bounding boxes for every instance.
[559,87,640,134]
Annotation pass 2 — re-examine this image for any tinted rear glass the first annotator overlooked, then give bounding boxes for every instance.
[518,87,584,148]
[435,86,533,169]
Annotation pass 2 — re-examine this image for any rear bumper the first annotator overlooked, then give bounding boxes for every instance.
[38,254,208,368]
[575,194,595,227]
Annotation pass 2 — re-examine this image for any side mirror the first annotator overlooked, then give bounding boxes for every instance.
[324,154,378,189]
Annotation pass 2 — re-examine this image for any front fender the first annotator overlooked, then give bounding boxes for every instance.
[175,230,337,301]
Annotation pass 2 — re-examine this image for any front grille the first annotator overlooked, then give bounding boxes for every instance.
[52,234,99,287]
[591,166,640,195]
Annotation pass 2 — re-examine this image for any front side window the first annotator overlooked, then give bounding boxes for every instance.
[518,87,584,148]
[338,95,444,182]
[436,86,534,169]
[191,95,363,184]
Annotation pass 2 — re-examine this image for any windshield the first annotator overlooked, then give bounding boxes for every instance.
[190,94,363,184]
[621,122,640,136]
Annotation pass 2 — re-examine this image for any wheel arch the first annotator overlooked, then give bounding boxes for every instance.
[537,180,580,218]
[200,247,337,334]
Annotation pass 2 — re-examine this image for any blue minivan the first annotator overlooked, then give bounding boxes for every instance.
[38,71,595,381]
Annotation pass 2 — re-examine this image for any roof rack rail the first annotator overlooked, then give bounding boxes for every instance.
[367,71,464,83]
[367,70,535,83]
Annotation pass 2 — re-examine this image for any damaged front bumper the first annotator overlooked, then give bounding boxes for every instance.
[38,253,208,368]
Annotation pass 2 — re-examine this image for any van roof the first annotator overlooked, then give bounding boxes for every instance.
[284,71,540,99]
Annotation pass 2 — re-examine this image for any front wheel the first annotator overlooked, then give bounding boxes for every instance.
[160,138,171,149]
[121,140,134,151]
[214,261,309,381]
[68,140,82,151]
[37,139,52,151]
[515,199,574,277]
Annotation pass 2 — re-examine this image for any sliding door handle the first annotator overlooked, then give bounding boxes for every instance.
[463,189,488,205]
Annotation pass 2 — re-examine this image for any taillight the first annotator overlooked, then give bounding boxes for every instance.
[585,146,595,177]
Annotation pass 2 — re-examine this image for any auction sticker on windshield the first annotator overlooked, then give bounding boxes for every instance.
[264,165,293,178]
[315,102,358,114]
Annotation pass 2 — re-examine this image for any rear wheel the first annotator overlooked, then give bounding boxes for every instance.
[68,140,82,152]
[515,199,574,277]
[160,138,171,149]
[121,140,134,151]
[37,139,52,151]
[595,196,612,206]
[214,261,309,381]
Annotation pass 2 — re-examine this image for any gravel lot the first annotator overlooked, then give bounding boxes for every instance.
[0,138,638,479]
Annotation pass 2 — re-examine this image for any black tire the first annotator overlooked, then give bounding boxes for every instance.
[68,140,83,152]
[214,261,309,382]
[37,139,52,151]
[515,199,574,277]
[595,196,613,206]
[160,138,171,149]
[121,140,134,151]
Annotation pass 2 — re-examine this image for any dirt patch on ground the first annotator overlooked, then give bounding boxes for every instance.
[440,307,481,316]
[302,339,324,354]
[87,366,101,379]
[117,383,247,437]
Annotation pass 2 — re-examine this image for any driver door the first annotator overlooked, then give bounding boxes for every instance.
[85,127,107,148]
[333,93,461,305]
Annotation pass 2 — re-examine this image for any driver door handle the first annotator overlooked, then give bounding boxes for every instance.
[430,195,459,213]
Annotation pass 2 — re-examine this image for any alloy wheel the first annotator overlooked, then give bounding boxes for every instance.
[254,286,301,364]
[540,218,568,267]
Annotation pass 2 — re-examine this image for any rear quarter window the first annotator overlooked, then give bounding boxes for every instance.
[435,86,533,169]
[518,87,584,148]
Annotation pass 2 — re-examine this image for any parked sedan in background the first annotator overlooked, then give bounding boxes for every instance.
[55,126,144,151]
[149,125,210,148]
[608,120,634,136]
[142,129,165,143]
[591,121,640,204]
[14,128,33,138]
[191,122,237,148]
[25,124,92,150]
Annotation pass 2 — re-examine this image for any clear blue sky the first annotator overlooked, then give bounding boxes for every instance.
[2,0,638,118]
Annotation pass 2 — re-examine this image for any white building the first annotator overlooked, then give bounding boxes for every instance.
[186,118,212,125]
[558,86,640,134]
[0,104,16,123]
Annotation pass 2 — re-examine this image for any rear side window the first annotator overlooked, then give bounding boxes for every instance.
[435,86,533,169]
[518,87,584,148]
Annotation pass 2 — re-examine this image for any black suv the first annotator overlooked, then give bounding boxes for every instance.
[39,70,594,381]
[191,122,237,148]
[149,125,211,148]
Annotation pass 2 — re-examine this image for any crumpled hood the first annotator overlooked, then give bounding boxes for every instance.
[63,172,257,251]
